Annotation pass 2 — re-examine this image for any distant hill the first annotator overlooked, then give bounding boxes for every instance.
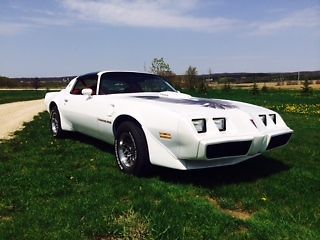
[12,76,76,83]
[0,75,75,89]
[198,70,320,83]
[1,71,319,89]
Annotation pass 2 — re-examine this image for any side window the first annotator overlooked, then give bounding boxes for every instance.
[99,79,129,95]
[71,74,98,95]
[138,78,168,92]
[99,74,130,95]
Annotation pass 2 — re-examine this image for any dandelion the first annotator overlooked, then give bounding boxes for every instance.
[266,104,320,115]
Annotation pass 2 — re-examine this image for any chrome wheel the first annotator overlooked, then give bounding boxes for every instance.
[50,106,64,138]
[115,121,151,176]
[51,111,59,136]
[117,132,137,168]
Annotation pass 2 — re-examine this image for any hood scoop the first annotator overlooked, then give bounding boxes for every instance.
[159,91,191,100]
[134,94,238,109]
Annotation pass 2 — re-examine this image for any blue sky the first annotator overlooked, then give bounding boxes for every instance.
[0,0,319,77]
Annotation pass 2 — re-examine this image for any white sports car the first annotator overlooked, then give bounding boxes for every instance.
[45,71,293,176]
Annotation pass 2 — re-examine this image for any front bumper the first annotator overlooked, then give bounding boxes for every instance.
[198,131,292,160]
[178,131,292,169]
[145,125,293,170]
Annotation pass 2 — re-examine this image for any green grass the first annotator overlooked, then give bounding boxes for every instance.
[0,90,47,104]
[187,88,320,105]
[0,90,319,239]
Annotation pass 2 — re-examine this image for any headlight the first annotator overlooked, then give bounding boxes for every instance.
[269,114,276,124]
[259,114,267,126]
[213,118,226,131]
[192,119,206,133]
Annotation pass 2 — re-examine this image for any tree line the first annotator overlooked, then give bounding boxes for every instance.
[1,58,319,94]
[149,57,319,94]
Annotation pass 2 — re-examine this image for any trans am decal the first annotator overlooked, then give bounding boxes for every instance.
[134,96,237,109]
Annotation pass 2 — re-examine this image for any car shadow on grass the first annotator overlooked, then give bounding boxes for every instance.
[63,131,115,154]
[154,155,290,188]
[61,132,290,188]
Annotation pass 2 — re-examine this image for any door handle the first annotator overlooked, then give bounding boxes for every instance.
[64,99,69,103]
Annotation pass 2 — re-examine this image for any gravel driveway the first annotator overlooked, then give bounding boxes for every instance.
[0,99,45,140]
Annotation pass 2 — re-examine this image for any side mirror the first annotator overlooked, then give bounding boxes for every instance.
[81,88,93,96]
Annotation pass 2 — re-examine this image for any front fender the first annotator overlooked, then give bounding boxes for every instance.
[112,105,187,169]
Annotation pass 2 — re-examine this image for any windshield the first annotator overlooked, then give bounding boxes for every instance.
[99,72,176,95]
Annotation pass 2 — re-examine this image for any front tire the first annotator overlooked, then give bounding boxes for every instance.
[115,121,151,176]
[50,106,64,138]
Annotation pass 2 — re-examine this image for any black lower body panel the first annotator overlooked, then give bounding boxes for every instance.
[206,141,252,159]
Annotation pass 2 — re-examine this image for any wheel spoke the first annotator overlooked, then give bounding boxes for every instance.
[51,112,59,135]
[117,131,137,168]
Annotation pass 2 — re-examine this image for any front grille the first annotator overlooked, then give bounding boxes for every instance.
[206,141,252,159]
[267,133,292,150]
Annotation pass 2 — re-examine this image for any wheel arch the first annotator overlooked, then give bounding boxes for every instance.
[49,101,58,112]
[113,114,142,135]
[49,101,73,132]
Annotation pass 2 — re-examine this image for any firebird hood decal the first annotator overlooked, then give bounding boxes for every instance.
[134,96,238,109]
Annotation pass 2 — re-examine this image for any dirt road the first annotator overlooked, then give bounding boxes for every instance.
[0,99,45,140]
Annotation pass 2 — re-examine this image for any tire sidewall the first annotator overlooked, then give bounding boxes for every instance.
[50,106,63,138]
[115,121,150,176]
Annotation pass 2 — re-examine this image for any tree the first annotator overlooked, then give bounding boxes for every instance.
[250,81,259,95]
[221,77,231,91]
[150,57,172,76]
[208,68,213,80]
[166,74,182,91]
[198,76,208,94]
[0,76,18,88]
[261,82,268,92]
[32,78,40,90]
[301,77,312,94]
[207,67,214,85]
[185,66,198,90]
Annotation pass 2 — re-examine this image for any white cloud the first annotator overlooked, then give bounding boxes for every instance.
[0,2,72,36]
[0,16,71,36]
[0,22,29,35]
[60,0,238,32]
[21,16,72,26]
[252,7,320,36]
[2,1,319,37]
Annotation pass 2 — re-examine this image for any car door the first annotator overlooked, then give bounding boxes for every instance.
[95,72,136,143]
[63,73,101,138]
[94,73,127,143]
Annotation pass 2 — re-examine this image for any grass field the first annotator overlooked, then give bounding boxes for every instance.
[209,82,320,90]
[0,90,319,239]
[0,90,47,104]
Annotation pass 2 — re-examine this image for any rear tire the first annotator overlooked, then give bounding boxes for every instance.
[114,121,151,176]
[50,106,64,138]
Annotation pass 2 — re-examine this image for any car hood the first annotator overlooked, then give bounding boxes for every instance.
[110,91,272,118]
